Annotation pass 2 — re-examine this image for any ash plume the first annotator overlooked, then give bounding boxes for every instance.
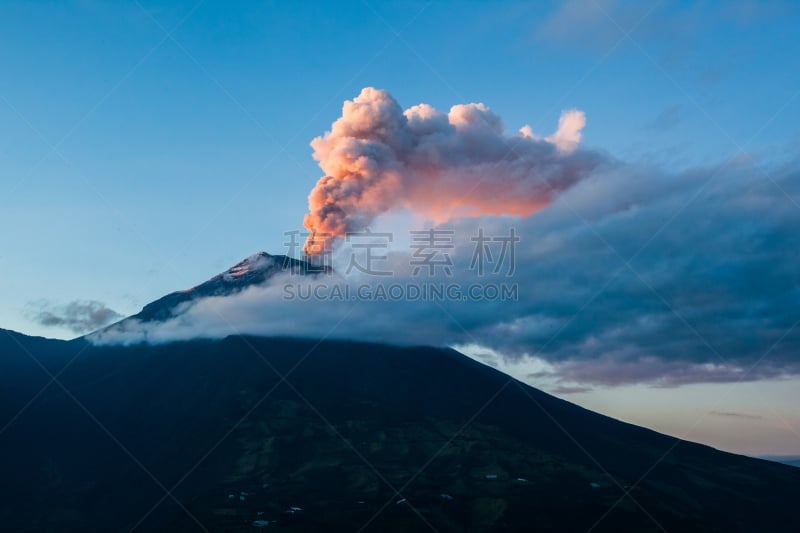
[303,87,599,253]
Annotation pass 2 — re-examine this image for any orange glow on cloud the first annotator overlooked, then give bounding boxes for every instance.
[303,88,594,254]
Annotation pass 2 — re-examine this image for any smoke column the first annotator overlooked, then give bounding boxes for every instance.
[303,87,597,253]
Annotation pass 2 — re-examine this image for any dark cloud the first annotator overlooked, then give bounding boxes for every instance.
[92,155,800,387]
[503,159,800,385]
[537,356,794,389]
[31,300,122,334]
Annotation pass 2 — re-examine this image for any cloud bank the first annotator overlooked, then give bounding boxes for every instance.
[302,87,596,253]
[93,156,800,387]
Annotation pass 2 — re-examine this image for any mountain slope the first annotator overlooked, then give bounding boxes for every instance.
[0,331,798,532]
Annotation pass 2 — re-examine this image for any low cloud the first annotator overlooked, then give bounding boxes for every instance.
[550,385,593,395]
[710,411,764,420]
[31,300,122,334]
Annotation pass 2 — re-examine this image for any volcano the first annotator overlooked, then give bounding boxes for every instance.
[122,252,326,324]
[1,253,798,532]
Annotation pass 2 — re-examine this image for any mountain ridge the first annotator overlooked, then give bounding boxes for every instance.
[104,252,327,331]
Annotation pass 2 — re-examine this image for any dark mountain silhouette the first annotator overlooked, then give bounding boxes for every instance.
[1,330,799,532]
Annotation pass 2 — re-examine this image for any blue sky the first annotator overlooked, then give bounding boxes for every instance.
[2,0,799,455]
